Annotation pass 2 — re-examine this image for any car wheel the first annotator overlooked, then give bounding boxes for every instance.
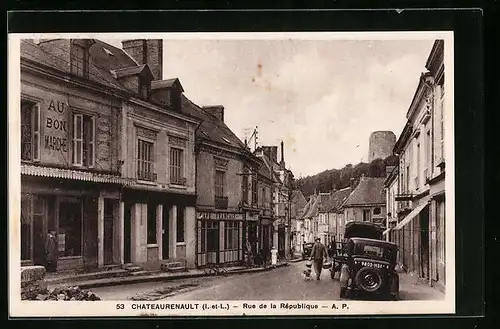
[355,267,383,293]
[340,287,347,298]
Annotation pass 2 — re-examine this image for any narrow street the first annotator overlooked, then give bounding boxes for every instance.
[90,262,444,301]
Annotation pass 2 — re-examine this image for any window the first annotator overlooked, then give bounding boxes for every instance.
[58,199,82,257]
[251,177,258,205]
[224,221,239,250]
[139,82,149,100]
[176,206,185,243]
[215,170,225,197]
[72,113,95,167]
[137,139,155,181]
[362,209,370,222]
[147,203,157,244]
[70,43,89,78]
[170,147,184,185]
[215,170,227,209]
[426,130,432,171]
[21,100,41,162]
[373,207,381,215]
[242,172,249,204]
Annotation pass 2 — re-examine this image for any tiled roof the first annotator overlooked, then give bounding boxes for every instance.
[21,39,141,92]
[322,187,352,213]
[343,177,386,207]
[180,96,247,151]
[257,156,273,181]
[111,64,153,79]
[303,195,320,218]
[290,190,307,218]
[151,78,184,91]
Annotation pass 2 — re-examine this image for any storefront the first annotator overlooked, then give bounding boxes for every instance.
[196,211,246,267]
[20,167,124,272]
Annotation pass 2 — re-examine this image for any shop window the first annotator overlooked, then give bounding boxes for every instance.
[21,100,40,162]
[72,113,95,167]
[58,199,82,257]
[206,221,219,252]
[224,221,239,250]
[147,204,157,244]
[177,206,185,243]
[137,139,155,181]
[373,207,381,215]
[170,147,184,185]
[70,42,89,78]
[20,196,32,261]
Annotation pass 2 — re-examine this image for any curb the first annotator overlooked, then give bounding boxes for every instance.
[51,262,290,290]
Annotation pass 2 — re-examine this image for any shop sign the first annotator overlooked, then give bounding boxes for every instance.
[197,212,243,221]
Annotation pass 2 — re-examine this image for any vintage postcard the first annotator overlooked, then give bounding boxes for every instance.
[8,31,455,317]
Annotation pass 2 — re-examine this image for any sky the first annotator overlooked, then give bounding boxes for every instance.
[104,37,435,178]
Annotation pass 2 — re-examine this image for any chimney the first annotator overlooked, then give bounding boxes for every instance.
[280,141,286,169]
[271,146,278,164]
[203,105,224,122]
[122,39,163,80]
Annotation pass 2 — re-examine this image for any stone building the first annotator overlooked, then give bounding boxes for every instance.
[289,190,307,253]
[342,177,387,226]
[182,100,261,267]
[368,131,396,162]
[19,38,200,271]
[390,39,446,293]
[322,187,352,242]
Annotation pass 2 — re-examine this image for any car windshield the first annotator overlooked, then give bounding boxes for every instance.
[354,243,393,261]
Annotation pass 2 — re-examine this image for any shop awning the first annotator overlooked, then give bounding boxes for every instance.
[383,228,391,236]
[21,164,132,185]
[394,200,429,230]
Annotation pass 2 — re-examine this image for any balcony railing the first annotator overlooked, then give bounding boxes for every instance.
[395,193,413,201]
[396,200,411,214]
[137,170,157,182]
[215,196,228,209]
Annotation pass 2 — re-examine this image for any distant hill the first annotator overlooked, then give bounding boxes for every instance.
[295,155,398,197]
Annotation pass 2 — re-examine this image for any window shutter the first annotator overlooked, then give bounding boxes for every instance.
[32,104,41,162]
[73,114,83,165]
[88,116,95,167]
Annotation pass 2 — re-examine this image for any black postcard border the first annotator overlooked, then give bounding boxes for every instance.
[5,8,487,327]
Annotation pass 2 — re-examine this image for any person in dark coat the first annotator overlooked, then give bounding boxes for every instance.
[45,230,58,273]
[309,237,328,280]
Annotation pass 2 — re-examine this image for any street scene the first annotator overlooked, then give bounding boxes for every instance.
[15,35,448,306]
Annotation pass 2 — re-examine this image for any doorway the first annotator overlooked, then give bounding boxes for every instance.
[124,202,132,264]
[103,199,114,265]
[420,206,430,279]
[162,204,169,259]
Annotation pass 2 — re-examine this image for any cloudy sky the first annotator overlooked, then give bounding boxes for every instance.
[105,36,435,178]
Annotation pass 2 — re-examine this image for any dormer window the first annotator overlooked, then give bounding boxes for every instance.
[70,41,90,78]
[139,81,150,100]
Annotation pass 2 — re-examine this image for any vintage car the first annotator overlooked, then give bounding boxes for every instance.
[302,242,314,260]
[329,221,385,279]
[339,237,399,300]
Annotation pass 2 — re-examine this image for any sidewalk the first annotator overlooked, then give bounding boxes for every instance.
[398,271,445,300]
[46,262,290,290]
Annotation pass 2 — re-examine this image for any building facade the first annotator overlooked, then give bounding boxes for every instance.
[323,187,352,242]
[289,190,307,253]
[19,38,202,271]
[182,101,261,267]
[342,177,387,226]
[391,40,446,292]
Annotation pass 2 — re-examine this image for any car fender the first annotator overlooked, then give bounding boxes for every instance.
[390,271,399,295]
[339,264,349,288]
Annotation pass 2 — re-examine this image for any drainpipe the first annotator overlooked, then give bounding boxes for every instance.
[193,120,203,268]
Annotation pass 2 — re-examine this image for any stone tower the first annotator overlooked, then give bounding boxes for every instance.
[368,131,396,162]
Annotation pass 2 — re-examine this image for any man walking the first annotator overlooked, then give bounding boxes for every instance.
[310,237,328,280]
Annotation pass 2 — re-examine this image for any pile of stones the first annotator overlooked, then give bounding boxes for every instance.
[27,286,102,301]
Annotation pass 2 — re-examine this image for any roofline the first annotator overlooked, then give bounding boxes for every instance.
[129,97,201,125]
[384,166,399,187]
[406,72,433,120]
[393,121,413,154]
[343,203,386,208]
[425,40,444,71]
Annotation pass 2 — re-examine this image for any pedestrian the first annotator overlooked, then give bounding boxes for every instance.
[309,237,328,280]
[45,230,58,273]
